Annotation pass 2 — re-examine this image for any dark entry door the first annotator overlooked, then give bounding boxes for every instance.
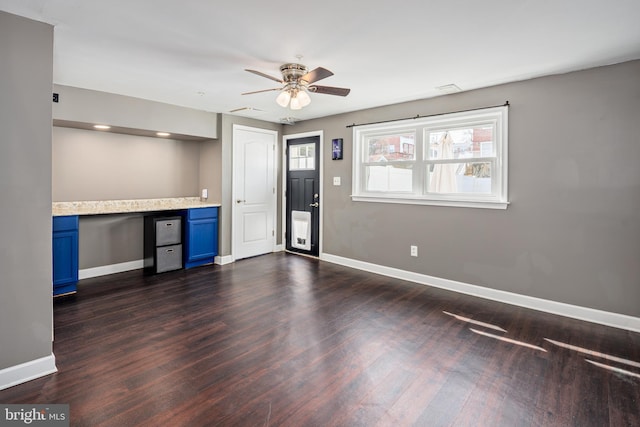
[286,136,320,257]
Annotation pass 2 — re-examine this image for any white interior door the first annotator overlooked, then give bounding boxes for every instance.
[232,125,277,260]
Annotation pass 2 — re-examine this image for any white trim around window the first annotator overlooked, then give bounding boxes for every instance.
[352,106,509,209]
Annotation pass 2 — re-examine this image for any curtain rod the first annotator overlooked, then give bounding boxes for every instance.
[345,101,509,128]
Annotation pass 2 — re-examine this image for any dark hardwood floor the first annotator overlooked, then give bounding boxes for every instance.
[1,253,639,426]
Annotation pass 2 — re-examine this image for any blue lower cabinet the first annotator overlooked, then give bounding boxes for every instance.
[184,207,218,269]
[53,215,79,296]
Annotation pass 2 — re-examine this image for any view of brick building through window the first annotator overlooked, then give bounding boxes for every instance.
[365,127,495,194]
[367,134,416,162]
[367,127,493,162]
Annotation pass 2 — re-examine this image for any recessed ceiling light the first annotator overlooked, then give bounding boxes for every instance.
[93,124,111,130]
[156,132,171,137]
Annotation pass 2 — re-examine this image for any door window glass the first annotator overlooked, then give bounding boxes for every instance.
[289,143,316,170]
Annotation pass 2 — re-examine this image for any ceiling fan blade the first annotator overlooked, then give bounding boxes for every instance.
[242,87,281,95]
[309,85,351,96]
[245,69,283,83]
[301,67,334,84]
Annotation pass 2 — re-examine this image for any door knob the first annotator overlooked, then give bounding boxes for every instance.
[309,202,319,208]
[236,199,246,204]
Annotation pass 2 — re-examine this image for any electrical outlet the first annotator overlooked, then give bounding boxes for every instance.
[333,176,341,186]
[201,188,208,199]
[410,245,418,257]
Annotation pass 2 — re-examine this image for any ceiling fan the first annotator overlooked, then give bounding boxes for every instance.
[243,63,351,110]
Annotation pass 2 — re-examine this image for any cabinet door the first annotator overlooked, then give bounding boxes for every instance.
[186,218,218,262]
[184,207,218,269]
[53,230,79,292]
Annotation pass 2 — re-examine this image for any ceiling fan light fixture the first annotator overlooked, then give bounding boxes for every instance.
[297,90,311,107]
[276,90,291,107]
[289,95,302,110]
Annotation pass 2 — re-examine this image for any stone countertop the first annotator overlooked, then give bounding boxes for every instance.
[52,197,221,216]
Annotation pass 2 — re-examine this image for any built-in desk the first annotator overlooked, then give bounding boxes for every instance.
[52,197,221,296]
[52,197,220,216]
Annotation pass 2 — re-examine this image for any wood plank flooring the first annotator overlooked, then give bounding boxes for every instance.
[1,253,639,426]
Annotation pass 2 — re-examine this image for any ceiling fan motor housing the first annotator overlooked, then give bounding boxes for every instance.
[280,63,309,83]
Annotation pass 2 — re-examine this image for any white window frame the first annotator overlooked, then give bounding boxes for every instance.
[352,106,509,209]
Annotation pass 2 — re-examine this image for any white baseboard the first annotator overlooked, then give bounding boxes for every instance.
[216,246,283,265]
[215,255,234,265]
[79,260,144,280]
[320,253,640,333]
[0,354,57,391]
[81,256,238,274]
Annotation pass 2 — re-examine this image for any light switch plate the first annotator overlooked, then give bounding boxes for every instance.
[201,188,208,199]
[333,177,341,186]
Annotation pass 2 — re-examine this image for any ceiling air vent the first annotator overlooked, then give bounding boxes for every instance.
[228,107,265,117]
[436,84,462,94]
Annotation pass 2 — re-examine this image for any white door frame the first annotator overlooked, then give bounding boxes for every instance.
[282,130,324,257]
[232,124,278,261]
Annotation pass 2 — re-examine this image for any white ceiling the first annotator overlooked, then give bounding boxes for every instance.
[2,0,640,124]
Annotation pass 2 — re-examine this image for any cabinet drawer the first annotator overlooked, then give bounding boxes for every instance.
[188,207,218,220]
[155,217,182,246]
[156,244,182,273]
[53,215,79,232]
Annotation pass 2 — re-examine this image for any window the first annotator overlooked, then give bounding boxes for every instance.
[352,106,508,209]
[289,143,316,170]
[363,130,416,193]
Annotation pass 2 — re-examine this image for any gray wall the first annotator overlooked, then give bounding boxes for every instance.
[287,60,640,317]
[53,84,218,139]
[199,124,222,204]
[53,127,202,201]
[0,12,53,370]
[78,215,145,269]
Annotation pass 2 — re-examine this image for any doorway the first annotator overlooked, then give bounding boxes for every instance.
[232,125,277,261]
[284,132,322,257]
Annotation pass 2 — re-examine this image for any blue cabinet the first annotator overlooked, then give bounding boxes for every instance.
[184,207,218,269]
[53,215,79,296]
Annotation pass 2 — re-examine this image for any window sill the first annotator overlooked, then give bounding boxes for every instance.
[351,195,509,210]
